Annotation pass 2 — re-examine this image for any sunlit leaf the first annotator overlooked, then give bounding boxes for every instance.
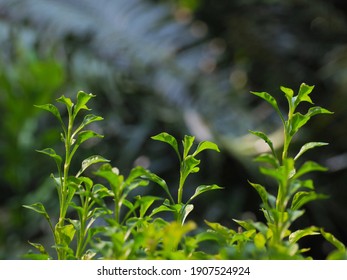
[254,232,266,249]
[75,130,103,147]
[75,114,104,134]
[289,226,320,244]
[93,163,121,191]
[205,220,233,236]
[289,112,310,136]
[321,229,346,252]
[55,224,76,246]
[182,155,200,175]
[56,95,73,113]
[36,148,62,172]
[150,204,176,217]
[291,191,328,210]
[233,219,256,231]
[151,132,181,161]
[294,83,314,108]
[77,155,110,177]
[135,196,162,218]
[307,106,333,117]
[140,170,174,203]
[249,130,277,157]
[188,184,223,203]
[179,204,194,225]
[248,181,270,210]
[35,103,65,129]
[183,135,195,158]
[251,91,284,123]
[73,91,95,117]
[294,142,329,161]
[254,153,279,168]
[193,140,220,156]
[293,161,328,179]
[23,202,51,221]
[259,166,283,182]
[280,86,294,98]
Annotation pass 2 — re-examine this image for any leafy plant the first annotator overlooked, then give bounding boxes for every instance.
[23,84,346,260]
[206,83,346,259]
[24,91,109,259]
[23,91,223,260]
[150,133,222,224]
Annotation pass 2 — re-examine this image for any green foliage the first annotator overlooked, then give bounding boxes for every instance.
[25,91,109,259]
[204,83,345,259]
[24,84,345,260]
[24,91,223,260]
[151,132,222,224]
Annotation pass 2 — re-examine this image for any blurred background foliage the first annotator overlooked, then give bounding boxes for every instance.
[1,0,347,259]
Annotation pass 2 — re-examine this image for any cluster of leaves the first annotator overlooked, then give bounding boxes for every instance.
[202,83,347,259]
[24,91,221,260]
[25,84,346,260]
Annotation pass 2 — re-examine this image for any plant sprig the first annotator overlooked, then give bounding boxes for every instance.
[237,83,342,258]
[24,91,109,259]
[150,132,222,224]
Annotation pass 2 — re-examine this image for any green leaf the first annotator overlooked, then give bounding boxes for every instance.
[73,91,95,117]
[182,155,200,175]
[151,132,181,161]
[248,181,270,210]
[36,148,62,171]
[180,156,200,188]
[35,103,65,129]
[55,224,76,247]
[321,229,346,252]
[135,196,162,218]
[23,203,51,221]
[193,140,220,156]
[289,112,309,136]
[280,86,294,98]
[289,107,333,137]
[306,106,333,117]
[187,184,223,203]
[77,155,110,177]
[288,179,314,199]
[28,241,49,255]
[294,83,314,108]
[56,95,73,113]
[249,130,277,157]
[233,219,256,231]
[251,91,285,124]
[140,170,174,203]
[76,114,103,133]
[259,166,284,182]
[291,191,328,210]
[294,142,329,161]
[195,231,225,244]
[254,153,279,168]
[150,204,176,217]
[125,166,149,185]
[293,161,328,179]
[94,164,123,196]
[205,220,234,236]
[75,130,103,147]
[180,204,194,224]
[254,232,266,249]
[183,135,195,158]
[289,226,320,244]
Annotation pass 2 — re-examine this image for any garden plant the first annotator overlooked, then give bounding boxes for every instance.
[24,83,346,260]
